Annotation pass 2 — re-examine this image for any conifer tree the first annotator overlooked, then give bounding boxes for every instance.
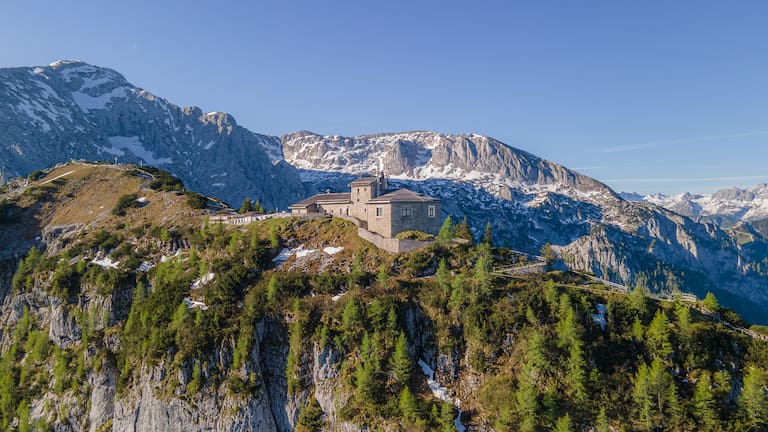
[703,292,719,312]
[566,340,588,404]
[693,372,719,431]
[375,264,390,288]
[667,381,686,432]
[399,386,419,422]
[646,310,673,360]
[541,242,555,265]
[483,221,493,247]
[454,216,473,243]
[436,258,451,293]
[596,407,610,432]
[633,363,654,430]
[392,332,411,386]
[515,375,538,432]
[739,367,768,430]
[555,413,572,432]
[253,199,265,213]
[239,198,253,213]
[440,402,456,432]
[438,216,454,244]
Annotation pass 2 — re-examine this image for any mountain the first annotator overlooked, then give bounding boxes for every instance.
[280,131,768,323]
[627,185,768,235]
[2,61,768,323]
[1,164,767,431]
[0,60,305,208]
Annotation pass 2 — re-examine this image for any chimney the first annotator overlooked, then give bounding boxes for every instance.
[379,170,388,193]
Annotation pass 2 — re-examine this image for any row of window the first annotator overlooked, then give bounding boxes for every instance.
[374,205,436,218]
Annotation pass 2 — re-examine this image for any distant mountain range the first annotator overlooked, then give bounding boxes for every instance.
[2,61,768,322]
[622,185,768,236]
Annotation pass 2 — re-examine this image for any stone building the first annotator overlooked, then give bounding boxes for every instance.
[288,174,441,238]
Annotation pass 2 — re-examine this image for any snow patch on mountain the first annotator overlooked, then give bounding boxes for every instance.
[103,136,172,165]
[72,87,128,111]
[642,184,768,223]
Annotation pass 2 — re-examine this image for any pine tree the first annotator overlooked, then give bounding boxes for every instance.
[376,264,390,288]
[515,375,538,432]
[633,363,654,430]
[454,216,473,243]
[739,367,768,430]
[296,396,324,432]
[341,299,362,344]
[438,216,454,244]
[253,199,265,213]
[693,372,719,431]
[703,292,719,312]
[286,300,303,395]
[667,381,686,432]
[565,340,588,404]
[675,302,691,341]
[555,413,572,432]
[596,406,610,432]
[541,242,555,265]
[628,284,648,317]
[646,310,673,360]
[436,258,451,293]
[392,332,411,386]
[483,221,493,247]
[239,198,253,213]
[440,402,456,432]
[399,386,419,422]
[648,358,670,413]
[556,300,580,348]
[266,275,279,304]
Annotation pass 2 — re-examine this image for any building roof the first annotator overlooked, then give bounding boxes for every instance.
[349,177,378,186]
[288,192,351,208]
[367,189,439,204]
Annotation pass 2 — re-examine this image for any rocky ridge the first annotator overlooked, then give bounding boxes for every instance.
[625,184,768,235]
[0,60,305,208]
[2,61,768,322]
[279,131,768,323]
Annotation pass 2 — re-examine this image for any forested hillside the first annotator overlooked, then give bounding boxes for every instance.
[0,164,767,431]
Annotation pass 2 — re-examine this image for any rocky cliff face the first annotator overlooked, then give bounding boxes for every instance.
[0,61,305,209]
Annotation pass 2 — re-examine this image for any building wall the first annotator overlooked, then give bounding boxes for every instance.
[350,185,374,220]
[317,203,352,217]
[366,203,394,238]
[366,201,441,238]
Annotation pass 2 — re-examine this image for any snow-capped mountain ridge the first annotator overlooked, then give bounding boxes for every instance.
[0,60,306,207]
[636,184,768,225]
[282,130,618,209]
[3,61,768,323]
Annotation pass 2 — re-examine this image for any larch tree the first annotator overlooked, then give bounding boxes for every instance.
[739,366,768,430]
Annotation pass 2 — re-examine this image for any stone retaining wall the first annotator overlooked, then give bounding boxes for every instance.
[357,227,435,253]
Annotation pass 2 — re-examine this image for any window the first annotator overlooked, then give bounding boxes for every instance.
[428,205,436,218]
[401,206,412,217]
[376,207,383,217]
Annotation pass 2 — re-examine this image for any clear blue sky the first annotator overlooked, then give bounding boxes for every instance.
[2,1,767,195]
